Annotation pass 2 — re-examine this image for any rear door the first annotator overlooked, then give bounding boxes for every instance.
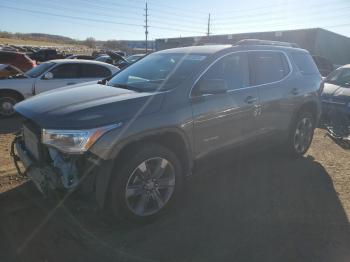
[191,52,259,158]
[249,50,293,140]
[34,63,81,94]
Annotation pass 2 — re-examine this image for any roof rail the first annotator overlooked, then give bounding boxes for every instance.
[236,39,300,48]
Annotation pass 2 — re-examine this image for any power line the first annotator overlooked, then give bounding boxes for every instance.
[213,3,350,24]
[212,9,350,31]
[0,5,143,27]
[0,4,204,35]
[26,0,207,30]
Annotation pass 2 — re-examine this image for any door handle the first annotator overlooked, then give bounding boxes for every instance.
[244,96,258,104]
[67,82,77,86]
[291,88,299,95]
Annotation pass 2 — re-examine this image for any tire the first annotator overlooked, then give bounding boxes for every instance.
[0,93,21,117]
[286,111,316,157]
[109,143,184,222]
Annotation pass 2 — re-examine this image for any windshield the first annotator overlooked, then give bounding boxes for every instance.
[326,68,350,87]
[25,62,55,78]
[126,55,144,63]
[108,53,207,91]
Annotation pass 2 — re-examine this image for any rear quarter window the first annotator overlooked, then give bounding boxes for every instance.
[80,64,111,78]
[250,51,290,85]
[292,52,320,75]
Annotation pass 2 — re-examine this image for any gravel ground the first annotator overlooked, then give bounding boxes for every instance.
[0,118,350,262]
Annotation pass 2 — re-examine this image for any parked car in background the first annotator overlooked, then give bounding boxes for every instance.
[95,51,130,68]
[0,51,36,71]
[312,55,334,77]
[126,54,146,63]
[321,65,350,120]
[0,59,119,116]
[0,64,23,79]
[12,41,322,222]
[66,54,95,60]
[29,49,65,62]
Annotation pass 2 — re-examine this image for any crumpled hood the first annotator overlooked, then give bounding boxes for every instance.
[15,83,164,129]
[322,83,350,101]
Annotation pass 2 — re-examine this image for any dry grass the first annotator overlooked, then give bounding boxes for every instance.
[0,37,81,47]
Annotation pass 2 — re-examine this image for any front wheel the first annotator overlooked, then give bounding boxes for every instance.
[109,143,183,222]
[286,112,316,157]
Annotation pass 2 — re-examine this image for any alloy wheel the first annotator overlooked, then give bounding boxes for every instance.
[293,117,314,154]
[0,97,17,117]
[125,157,176,217]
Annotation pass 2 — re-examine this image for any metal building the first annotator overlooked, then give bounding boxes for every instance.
[155,28,350,65]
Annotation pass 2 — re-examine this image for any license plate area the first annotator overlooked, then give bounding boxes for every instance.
[23,125,41,161]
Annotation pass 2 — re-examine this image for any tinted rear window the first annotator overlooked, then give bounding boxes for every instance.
[292,52,319,75]
[80,64,111,78]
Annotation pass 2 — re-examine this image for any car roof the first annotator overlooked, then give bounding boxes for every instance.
[0,50,24,55]
[157,45,233,55]
[48,59,119,70]
[50,59,115,66]
[156,44,308,56]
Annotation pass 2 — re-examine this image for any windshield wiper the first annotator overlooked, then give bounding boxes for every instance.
[110,83,142,92]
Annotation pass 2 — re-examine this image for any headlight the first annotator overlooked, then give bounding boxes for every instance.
[42,123,122,154]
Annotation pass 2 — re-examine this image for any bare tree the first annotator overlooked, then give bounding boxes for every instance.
[84,37,96,48]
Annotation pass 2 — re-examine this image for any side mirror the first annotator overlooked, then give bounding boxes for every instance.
[42,72,53,80]
[196,79,228,95]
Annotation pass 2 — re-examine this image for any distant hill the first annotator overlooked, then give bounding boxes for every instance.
[0,31,77,44]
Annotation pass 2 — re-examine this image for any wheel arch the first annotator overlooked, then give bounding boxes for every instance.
[290,100,320,129]
[0,89,25,101]
[94,128,193,208]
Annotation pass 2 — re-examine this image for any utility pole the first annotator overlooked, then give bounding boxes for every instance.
[144,2,149,53]
[207,13,211,37]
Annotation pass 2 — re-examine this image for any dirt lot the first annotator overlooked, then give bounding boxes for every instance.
[0,118,350,262]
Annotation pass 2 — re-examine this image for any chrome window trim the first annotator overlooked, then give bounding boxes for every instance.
[189,50,293,98]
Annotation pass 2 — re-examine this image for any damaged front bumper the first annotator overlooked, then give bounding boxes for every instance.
[11,135,98,196]
[11,136,57,195]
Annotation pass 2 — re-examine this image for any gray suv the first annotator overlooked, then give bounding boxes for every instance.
[12,41,322,221]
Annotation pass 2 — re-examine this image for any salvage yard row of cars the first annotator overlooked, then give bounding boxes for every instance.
[0,46,146,116]
[2,39,349,222]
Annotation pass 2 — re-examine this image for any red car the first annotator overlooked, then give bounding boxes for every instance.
[0,51,36,72]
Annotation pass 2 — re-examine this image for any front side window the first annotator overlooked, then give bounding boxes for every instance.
[49,64,80,79]
[25,62,55,78]
[198,52,249,91]
[250,51,290,85]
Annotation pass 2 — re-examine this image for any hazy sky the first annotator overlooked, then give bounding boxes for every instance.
[0,0,349,40]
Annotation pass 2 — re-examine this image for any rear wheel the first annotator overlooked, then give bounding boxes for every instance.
[109,143,183,222]
[0,93,21,117]
[286,111,316,157]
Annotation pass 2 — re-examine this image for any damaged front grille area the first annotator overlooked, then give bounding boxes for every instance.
[48,148,81,190]
[13,118,100,195]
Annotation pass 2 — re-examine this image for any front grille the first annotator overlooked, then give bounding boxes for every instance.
[21,119,48,162]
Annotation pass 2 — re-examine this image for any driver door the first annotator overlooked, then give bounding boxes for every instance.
[34,63,82,94]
